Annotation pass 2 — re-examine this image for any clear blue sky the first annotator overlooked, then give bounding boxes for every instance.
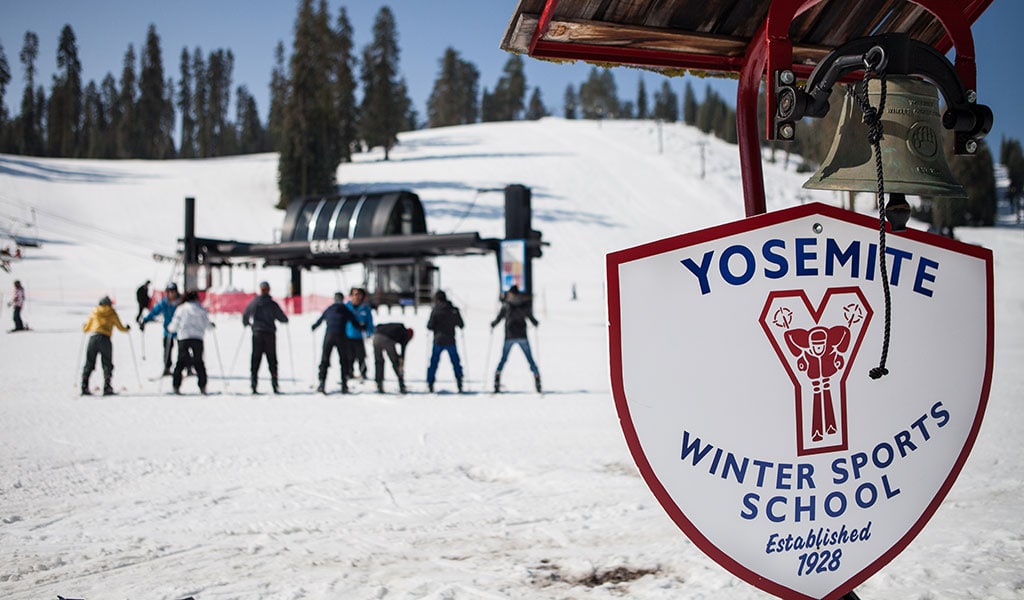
[2,1,1020,158]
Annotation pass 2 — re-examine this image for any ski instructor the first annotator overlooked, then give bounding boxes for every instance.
[242,281,289,394]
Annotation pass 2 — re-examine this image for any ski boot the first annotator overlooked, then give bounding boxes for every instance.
[316,380,326,394]
[376,381,385,394]
[428,381,435,393]
[534,374,542,393]
[457,377,464,393]
[103,379,116,396]
[398,378,407,394]
[493,372,501,394]
[81,377,92,396]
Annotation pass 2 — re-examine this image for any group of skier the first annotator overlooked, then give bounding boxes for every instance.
[77,280,543,396]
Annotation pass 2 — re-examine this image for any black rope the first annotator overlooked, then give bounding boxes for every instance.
[849,60,893,380]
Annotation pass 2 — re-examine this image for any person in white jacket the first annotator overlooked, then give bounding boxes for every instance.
[167,290,214,394]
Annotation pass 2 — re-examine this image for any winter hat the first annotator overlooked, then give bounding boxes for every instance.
[508,285,520,295]
[99,296,112,306]
[166,282,178,292]
[334,292,345,301]
[434,290,447,303]
[259,281,270,290]
[406,328,414,341]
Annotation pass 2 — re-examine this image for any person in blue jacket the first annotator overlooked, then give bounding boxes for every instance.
[140,282,180,376]
[343,287,374,380]
[311,292,361,394]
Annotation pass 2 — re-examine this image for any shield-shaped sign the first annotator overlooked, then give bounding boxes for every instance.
[607,202,991,600]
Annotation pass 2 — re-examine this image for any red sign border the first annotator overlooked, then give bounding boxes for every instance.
[606,202,994,600]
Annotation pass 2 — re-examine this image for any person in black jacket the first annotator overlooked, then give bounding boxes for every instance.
[135,280,151,322]
[426,290,464,393]
[242,281,289,394]
[373,323,414,394]
[311,292,361,394]
[491,286,541,393]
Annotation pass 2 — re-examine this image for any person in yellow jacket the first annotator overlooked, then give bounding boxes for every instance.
[82,296,130,396]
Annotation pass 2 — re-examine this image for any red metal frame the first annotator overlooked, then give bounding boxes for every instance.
[523,0,992,218]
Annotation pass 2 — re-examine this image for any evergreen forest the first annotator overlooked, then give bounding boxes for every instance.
[0,1,1019,223]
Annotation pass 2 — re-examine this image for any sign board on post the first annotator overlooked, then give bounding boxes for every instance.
[606,202,992,600]
[500,239,527,293]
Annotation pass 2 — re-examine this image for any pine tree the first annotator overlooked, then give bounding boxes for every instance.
[267,41,288,153]
[682,81,697,126]
[46,24,82,157]
[0,43,10,152]
[332,6,358,163]
[652,81,679,122]
[192,48,210,157]
[636,77,648,119]
[695,85,716,133]
[563,85,577,119]
[18,31,43,155]
[480,87,495,122]
[358,6,410,160]
[177,48,196,158]
[427,47,480,127]
[1001,138,1024,220]
[138,25,172,158]
[235,84,264,154]
[489,55,526,121]
[80,80,101,157]
[525,87,545,120]
[948,139,997,226]
[206,49,234,156]
[278,0,343,206]
[578,67,618,119]
[98,73,118,158]
[116,44,138,158]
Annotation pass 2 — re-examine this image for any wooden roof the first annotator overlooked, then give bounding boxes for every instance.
[501,0,993,77]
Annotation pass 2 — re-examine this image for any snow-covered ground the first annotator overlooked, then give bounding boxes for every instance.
[0,118,1021,599]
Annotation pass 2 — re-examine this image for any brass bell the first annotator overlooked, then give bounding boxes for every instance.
[803,75,966,199]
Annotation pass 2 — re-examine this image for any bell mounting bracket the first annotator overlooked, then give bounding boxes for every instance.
[773,33,992,155]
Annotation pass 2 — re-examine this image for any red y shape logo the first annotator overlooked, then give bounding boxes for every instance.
[760,288,872,456]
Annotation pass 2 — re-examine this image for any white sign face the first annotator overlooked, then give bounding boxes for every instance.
[607,203,992,600]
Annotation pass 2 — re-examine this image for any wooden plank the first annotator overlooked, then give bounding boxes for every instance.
[543,18,751,56]
[503,13,832,67]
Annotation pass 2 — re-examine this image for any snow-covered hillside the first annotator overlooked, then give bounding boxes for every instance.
[0,118,1020,599]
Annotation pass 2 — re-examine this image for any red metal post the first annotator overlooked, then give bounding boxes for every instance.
[529,0,561,55]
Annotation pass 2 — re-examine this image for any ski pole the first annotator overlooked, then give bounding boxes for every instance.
[228,327,246,377]
[210,325,227,392]
[311,329,318,383]
[74,332,87,391]
[483,326,495,390]
[531,323,542,367]
[285,322,295,387]
[139,324,146,361]
[459,327,470,391]
[126,329,143,391]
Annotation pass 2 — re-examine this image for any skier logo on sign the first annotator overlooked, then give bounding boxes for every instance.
[760,287,872,456]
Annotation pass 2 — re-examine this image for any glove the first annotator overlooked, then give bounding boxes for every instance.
[311,324,317,331]
[209,322,216,329]
[125,324,131,331]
